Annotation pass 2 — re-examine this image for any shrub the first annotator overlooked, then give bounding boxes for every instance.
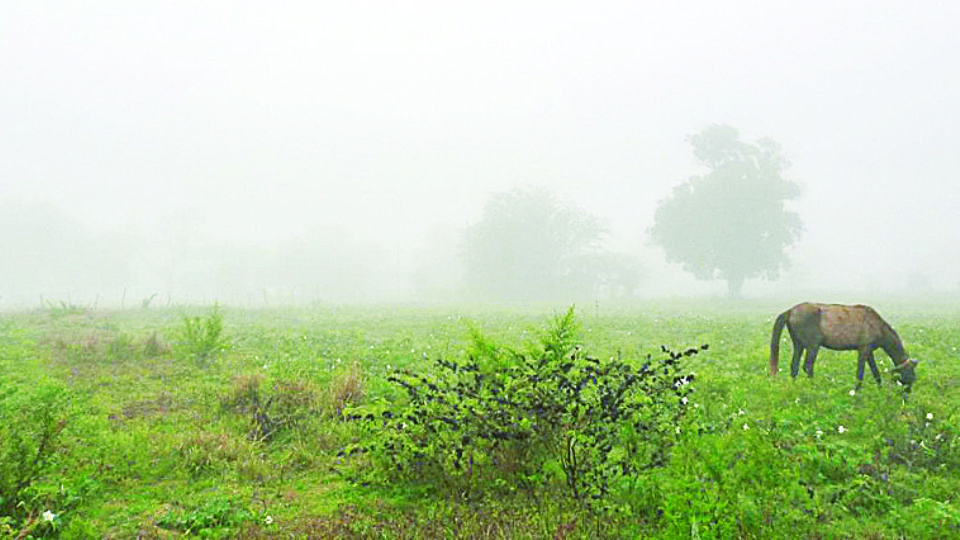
[349,307,703,506]
[175,303,229,363]
[222,374,324,443]
[0,376,72,528]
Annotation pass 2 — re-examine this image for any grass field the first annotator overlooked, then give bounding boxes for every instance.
[2,300,959,538]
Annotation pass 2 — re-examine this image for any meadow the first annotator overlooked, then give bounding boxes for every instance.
[2,299,959,538]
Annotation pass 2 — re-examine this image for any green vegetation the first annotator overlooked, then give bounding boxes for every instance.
[651,124,802,298]
[461,187,639,301]
[1,300,959,538]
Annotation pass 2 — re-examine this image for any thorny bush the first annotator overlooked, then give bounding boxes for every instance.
[344,307,705,505]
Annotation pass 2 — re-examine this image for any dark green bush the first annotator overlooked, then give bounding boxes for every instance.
[348,307,703,506]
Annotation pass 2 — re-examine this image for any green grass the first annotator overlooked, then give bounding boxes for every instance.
[1,300,959,538]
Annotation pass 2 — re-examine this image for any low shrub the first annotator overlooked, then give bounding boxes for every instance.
[348,307,703,507]
[221,373,325,443]
[0,375,73,529]
[175,303,229,363]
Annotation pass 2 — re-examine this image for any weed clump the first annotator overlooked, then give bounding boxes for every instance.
[154,495,255,535]
[324,360,365,416]
[175,304,229,363]
[141,331,171,357]
[222,374,327,443]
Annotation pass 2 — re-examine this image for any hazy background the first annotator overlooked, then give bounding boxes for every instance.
[2,1,959,308]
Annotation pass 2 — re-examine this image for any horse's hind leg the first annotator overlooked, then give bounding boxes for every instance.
[790,341,804,378]
[803,346,819,378]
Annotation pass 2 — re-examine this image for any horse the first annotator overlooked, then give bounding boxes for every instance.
[769,302,918,390]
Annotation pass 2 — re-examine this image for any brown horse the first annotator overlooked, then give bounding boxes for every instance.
[769,303,918,390]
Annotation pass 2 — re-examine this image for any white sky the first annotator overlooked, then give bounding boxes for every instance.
[2,0,959,299]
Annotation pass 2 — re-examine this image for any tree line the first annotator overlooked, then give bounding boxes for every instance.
[466,124,802,300]
[0,124,801,306]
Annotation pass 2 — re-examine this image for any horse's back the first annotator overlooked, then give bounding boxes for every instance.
[807,303,884,350]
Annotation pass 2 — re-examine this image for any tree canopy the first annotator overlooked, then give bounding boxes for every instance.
[650,124,802,297]
[462,187,636,301]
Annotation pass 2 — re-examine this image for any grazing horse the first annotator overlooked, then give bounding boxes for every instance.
[769,303,918,390]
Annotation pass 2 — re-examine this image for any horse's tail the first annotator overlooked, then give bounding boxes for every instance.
[769,310,789,376]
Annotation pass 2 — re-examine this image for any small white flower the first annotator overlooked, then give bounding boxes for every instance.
[927,412,934,420]
[743,422,749,430]
[675,426,681,434]
[42,510,56,522]
[737,408,746,416]
[838,425,847,434]
[815,430,823,438]
[264,515,274,525]
[849,389,856,396]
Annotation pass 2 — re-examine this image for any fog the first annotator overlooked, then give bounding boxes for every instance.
[2,1,959,308]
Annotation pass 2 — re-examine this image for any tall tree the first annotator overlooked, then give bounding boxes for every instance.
[650,125,802,298]
[461,187,608,301]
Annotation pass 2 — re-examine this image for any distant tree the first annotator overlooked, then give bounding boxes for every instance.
[564,252,643,299]
[650,124,802,298]
[462,187,612,301]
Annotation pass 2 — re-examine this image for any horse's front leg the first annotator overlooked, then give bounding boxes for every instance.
[855,347,871,390]
[803,346,819,378]
[866,349,882,385]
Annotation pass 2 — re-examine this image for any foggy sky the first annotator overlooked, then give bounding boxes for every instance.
[2,1,959,306]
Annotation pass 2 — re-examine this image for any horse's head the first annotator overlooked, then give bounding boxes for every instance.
[892,359,919,387]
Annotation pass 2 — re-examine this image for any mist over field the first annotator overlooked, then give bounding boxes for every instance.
[3,1,959,308]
